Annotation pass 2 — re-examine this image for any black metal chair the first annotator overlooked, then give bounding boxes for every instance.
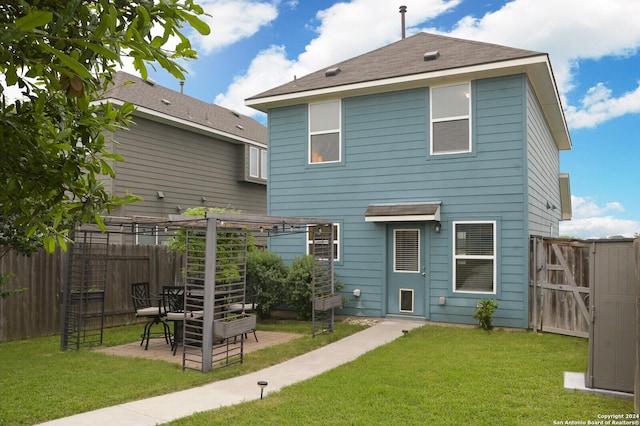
[131,282,171,350]
[162,285,185,355]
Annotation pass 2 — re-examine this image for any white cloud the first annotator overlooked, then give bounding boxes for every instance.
[565,82,640,129]
[193,0,278,54]
[559,196,638,238]
[560,216,638,239]
[218,0,459,114]
[571,195,625,218]
[215,44,297,117]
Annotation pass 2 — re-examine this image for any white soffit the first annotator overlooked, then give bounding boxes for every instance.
[559,173,572,221]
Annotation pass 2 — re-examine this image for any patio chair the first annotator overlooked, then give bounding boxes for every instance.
[131,282,171,350]
[162,285,185,355]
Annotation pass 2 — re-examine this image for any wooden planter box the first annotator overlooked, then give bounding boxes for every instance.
[213,314,256,338]
[313,294,342,311]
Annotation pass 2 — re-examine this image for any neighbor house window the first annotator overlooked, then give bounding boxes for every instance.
[260,149,268,179]
[136,225,158,245]
[307,224,339,261]
[309,100,340,163]
[249,146,267,180]
[453,221,495,293]
[430,83,471,155]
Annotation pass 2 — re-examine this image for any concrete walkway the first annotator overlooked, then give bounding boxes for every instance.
[39,319,423,426]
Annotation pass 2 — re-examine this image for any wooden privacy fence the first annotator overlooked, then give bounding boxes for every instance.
[529,237,590,337]
[0,244,183,341]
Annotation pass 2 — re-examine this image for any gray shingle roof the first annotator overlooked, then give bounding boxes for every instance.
[106,71,266,145]
[247,32,544,101]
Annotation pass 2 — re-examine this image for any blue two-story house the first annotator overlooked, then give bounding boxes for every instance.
[246,32,572,328]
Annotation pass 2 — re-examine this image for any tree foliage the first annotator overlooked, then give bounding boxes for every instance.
[0,0,210,254]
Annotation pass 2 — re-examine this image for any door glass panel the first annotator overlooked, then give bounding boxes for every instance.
[394,229,419,272]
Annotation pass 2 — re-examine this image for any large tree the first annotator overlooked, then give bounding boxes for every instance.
[0,0,210,255]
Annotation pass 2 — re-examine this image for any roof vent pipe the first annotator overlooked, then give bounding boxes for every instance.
[399,5,407,39]
[180,80,184,93]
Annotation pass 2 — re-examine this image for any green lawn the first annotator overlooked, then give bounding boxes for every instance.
[0,321,364,425]
[169,326,635,426]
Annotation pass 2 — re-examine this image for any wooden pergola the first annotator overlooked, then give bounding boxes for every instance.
[61,213,337,373]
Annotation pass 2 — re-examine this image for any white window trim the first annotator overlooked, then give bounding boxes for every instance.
[430,82,472,156]
[249,146,259,178]
[306,223,340,261]
[249,146,267,180]
[308,100,341,164]
[260,149,268,180]
[452,220,496,294]
[393,228,421,273]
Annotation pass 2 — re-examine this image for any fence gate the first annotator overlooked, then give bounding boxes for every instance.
[529,237,590,337]
[587,239,635,393]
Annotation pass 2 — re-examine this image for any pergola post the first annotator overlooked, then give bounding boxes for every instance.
[201,217,217,372]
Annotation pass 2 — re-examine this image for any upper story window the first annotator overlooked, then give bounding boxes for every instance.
[249,146,267,180]
[430,83,471,155]
[309,100,341,163]
[453,221,496,294]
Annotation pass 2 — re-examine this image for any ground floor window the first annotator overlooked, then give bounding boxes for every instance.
[453,221,495,293]
[306,223,339,261]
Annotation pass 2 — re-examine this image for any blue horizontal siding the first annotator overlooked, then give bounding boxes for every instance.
[268,75,530,328]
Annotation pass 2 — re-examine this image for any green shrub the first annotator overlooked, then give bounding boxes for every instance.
[246,250,287,319]
[283,255,344,320]
[283,255,314,320]
[472,299,499,330]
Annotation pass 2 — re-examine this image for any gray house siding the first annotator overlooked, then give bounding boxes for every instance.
[526,80,562,237]
[268,74,531,328]
[109,116,267,218]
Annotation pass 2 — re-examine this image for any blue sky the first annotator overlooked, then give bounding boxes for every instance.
[140,0,639,239]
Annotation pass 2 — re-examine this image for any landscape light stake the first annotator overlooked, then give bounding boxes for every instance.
[257,381,268,400]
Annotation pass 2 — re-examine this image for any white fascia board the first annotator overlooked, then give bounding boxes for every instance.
[247,56,548,110]
[97,98,267,149]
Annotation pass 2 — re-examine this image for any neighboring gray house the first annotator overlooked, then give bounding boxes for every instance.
[100,72,267,243]
[246,33,572,328]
